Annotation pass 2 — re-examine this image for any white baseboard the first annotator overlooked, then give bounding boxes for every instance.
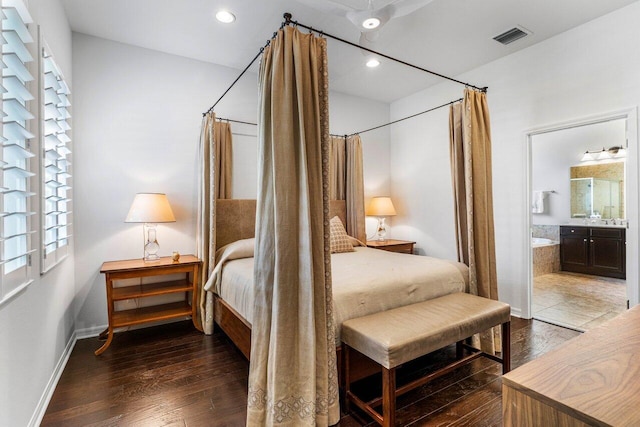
[75,324,108,340]
[28,331,77,427]
[510,307,523,318]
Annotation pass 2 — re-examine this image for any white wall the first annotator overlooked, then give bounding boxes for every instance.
[229,91,390,207]
[531,119,627,225]
[72,33,390,331]
[0,1,74,426]
[390,2,640,316]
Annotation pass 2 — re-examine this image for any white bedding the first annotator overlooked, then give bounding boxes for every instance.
[205,239,468,345]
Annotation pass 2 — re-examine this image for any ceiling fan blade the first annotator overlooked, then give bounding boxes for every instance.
[358,31,379,55]
[294,0,355,18]
[386,0,435,19]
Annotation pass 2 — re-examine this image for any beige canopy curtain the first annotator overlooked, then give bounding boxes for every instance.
[329,135,366,242]
[247,25,340,426]
[449,88,501,354]
[197,114,233,335]
[215,120,233,199]
[329,136,346,200]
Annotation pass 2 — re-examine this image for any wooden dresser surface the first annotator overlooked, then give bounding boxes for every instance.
[502,305,640,426]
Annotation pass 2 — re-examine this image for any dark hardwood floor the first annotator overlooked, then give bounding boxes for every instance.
[42,318,580,426]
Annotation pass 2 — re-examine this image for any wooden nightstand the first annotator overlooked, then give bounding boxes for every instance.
[366,239,416,254]
[95,255,202,355]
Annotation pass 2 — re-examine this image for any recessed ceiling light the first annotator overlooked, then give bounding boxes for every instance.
[215,10,236,24]
[362,17,380,29]
[366,58,380,68]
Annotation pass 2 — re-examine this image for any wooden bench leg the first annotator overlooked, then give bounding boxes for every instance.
[502,321,511,374]
[343,344,351,413]
[382,366,396,427]
[456,340,464,359]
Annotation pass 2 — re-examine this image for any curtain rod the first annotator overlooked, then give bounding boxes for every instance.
[216,117,257,126]
[203,12,486,116]
[347,97,463,137]
[202,23,285,116]
[202,46,264,116]
[217,98,462,138]
[283,13,487,93]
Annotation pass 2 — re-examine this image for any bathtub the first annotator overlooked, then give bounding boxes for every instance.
[532,237,559,248]
[532,237,560,277]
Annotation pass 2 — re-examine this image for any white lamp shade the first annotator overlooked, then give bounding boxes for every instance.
[366,197,397,216]
[125,193,176,223]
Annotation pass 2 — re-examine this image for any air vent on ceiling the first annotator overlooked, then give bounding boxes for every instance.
[493,26,529,45]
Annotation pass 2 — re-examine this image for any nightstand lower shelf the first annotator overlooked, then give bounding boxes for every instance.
[112,301,192,328]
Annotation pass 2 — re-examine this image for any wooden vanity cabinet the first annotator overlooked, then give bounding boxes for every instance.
[560,226,625,279]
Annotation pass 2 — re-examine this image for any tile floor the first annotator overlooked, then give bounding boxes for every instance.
[533,271,627,331]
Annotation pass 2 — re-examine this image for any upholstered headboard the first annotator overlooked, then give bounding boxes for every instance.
[215,199,347,248]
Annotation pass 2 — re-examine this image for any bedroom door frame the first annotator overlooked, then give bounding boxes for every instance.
[523,107,639,319]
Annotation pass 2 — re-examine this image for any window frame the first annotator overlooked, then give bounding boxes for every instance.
[39,38,72,274]
[0,0,37,305]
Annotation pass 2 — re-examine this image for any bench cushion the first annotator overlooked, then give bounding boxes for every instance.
[341,292,510,369]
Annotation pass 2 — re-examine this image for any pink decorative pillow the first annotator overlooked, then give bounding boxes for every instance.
[330,216,354,253]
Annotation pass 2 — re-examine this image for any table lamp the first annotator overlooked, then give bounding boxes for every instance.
[366,196,396,242]
[125,193,176,261]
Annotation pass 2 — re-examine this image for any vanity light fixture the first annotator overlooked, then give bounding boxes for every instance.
[581,146,626,162]
[215,10,236,24]
[366,58,380,68]
[597,147,611,160]
[608,145,626,158]
[580,151,594,162]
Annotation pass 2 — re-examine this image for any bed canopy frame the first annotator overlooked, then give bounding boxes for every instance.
[202,12,486,135]
[200,17,498,418]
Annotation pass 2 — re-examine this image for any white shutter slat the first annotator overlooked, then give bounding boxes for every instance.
[4,120,34,140]
[1,52,33,82]
[2,7,32,43]
[4,142,34,158]
[3,97,33,122]
[3,75,33,102]
[43,71,60,91]
[2,29,33,63]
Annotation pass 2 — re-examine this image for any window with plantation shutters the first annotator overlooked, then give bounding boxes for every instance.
[1,0,35,304]
[41,45,71,273]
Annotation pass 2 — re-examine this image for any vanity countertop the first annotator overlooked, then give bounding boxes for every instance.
[564,222,626,229]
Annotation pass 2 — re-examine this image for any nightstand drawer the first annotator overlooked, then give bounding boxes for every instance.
[366,240,416,254]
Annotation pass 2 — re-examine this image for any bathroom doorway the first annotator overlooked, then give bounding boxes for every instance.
[526,111,638,331]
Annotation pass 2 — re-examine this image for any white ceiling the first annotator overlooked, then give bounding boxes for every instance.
[61,0,638,103]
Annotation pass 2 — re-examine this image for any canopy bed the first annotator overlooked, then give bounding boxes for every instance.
[206,199,469,359]
[197,12,498,426]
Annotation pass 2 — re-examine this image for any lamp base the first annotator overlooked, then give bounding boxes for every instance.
[376,217,387,242]
[143,223,161,261]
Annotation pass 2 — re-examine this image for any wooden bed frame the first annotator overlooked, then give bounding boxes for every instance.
[212,199,380,381]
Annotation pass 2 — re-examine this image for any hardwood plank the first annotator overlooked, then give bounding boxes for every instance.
[43,317,582,427]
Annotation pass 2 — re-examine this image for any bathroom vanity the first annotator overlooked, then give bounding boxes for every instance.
[560,225,625,279]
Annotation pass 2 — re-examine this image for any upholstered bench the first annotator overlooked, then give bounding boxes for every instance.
[341,292,511,427]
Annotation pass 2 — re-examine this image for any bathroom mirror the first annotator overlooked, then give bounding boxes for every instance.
[570,161,624,219]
